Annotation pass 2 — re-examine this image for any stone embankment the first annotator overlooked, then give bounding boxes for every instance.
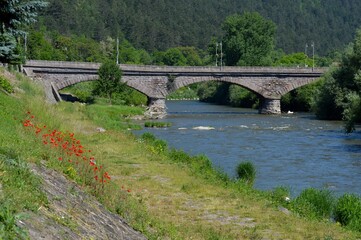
[18,164,146,240]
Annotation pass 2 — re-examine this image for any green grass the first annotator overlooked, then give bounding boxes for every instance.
[84,104,144,130]
[0,68,360,239]
[0,75,48,238]
[0,75,14,93]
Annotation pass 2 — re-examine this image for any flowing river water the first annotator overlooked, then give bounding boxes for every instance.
[135,100,361,196]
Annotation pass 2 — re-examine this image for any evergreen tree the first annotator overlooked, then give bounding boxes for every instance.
[0,0,47,63]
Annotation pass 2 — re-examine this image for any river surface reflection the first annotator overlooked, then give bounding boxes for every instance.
[135,100,361,196]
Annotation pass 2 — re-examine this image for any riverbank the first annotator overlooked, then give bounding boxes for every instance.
[1,68,360,239]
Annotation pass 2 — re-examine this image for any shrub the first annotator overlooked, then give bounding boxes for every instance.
[291,188,335,220]
[270,186,291,205]
[140,133,167,153]
[0,76,14,93]
[144,122,172,128]
[236,161,256,186]
[141,132,157,143]
[334,194,361,231]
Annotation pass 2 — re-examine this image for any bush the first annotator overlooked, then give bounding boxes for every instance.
[334,194,361,231]
[141,132,157,143]
[141,133,168,153]
[291,188,335,220]
[0,76,14,93]
[236,161,256,186]
[144,122,172,128]
[270,186,291,205]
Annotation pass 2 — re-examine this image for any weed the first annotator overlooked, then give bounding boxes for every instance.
[291,188,335,220]
[0,75,14,93]
[236,161,256,186]
[334,193,361,231]
[269,186,291,206]
[0,205,28,240]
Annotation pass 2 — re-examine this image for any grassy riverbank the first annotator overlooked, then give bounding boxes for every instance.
[1,68,360,239]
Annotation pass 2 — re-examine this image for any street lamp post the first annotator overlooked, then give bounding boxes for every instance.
[305,43,308,67]
[220,42,223,70]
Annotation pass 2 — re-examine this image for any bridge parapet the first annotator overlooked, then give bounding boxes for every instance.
[25,60,326,75]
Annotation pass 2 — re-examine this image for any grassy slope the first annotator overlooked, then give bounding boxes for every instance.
[0,68,359,239]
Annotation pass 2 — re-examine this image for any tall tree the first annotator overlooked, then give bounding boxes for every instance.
[221,12,276,66]
[314,29,361,132]
[96,61,122,104]
[0,0,47,63]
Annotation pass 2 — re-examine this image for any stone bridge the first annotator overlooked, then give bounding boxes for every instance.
[23,60,327,118]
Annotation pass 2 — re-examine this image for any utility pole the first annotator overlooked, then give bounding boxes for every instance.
[220,42,223,70]
[215,43,218,67]
[116,37,119,64]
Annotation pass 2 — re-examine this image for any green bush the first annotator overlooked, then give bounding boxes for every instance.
[141,133,168,153]
[334,194,361,231]
[144,122,172,128]
[74,89,94,103]
[270,186,291,205]
[236,161,256,186]
[291,188,335,220]
[141,132,157,143]
[0,76,14,93]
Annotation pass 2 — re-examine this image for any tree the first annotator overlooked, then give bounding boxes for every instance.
[0,0,48,63]
[221,12,276,66]
[314,29,361,132]
[96,61,122,104]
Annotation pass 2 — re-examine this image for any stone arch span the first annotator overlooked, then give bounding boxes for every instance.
[170,75,262,98]
[171,75,321,100]
[51,74,159,99]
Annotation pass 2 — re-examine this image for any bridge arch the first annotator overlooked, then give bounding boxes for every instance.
[170,76,263,98]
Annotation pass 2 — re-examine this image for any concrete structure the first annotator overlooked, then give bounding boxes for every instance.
[23,60,326,118]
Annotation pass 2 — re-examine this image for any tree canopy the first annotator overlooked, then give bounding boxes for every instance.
[0,0,47,63]
[314,29,361,132]
[96,61,123,104]
[221,12,276,66]
[38,0,361,55]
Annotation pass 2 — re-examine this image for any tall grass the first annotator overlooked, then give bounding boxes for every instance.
[334,194,361,231]
[236,161,256,186]
[291,188,335,220]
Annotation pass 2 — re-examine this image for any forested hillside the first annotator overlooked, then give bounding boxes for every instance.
[39,0,361,55]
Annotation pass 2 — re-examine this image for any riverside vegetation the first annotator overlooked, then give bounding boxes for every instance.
[1,68,361,239]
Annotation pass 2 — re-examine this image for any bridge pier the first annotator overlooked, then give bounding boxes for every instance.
[259,98,281,114]
[144,98,167,119]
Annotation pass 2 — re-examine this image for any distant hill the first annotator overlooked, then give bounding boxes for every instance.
[40,0,361,55]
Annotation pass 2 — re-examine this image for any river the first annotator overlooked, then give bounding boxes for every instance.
[135,100,361,196]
